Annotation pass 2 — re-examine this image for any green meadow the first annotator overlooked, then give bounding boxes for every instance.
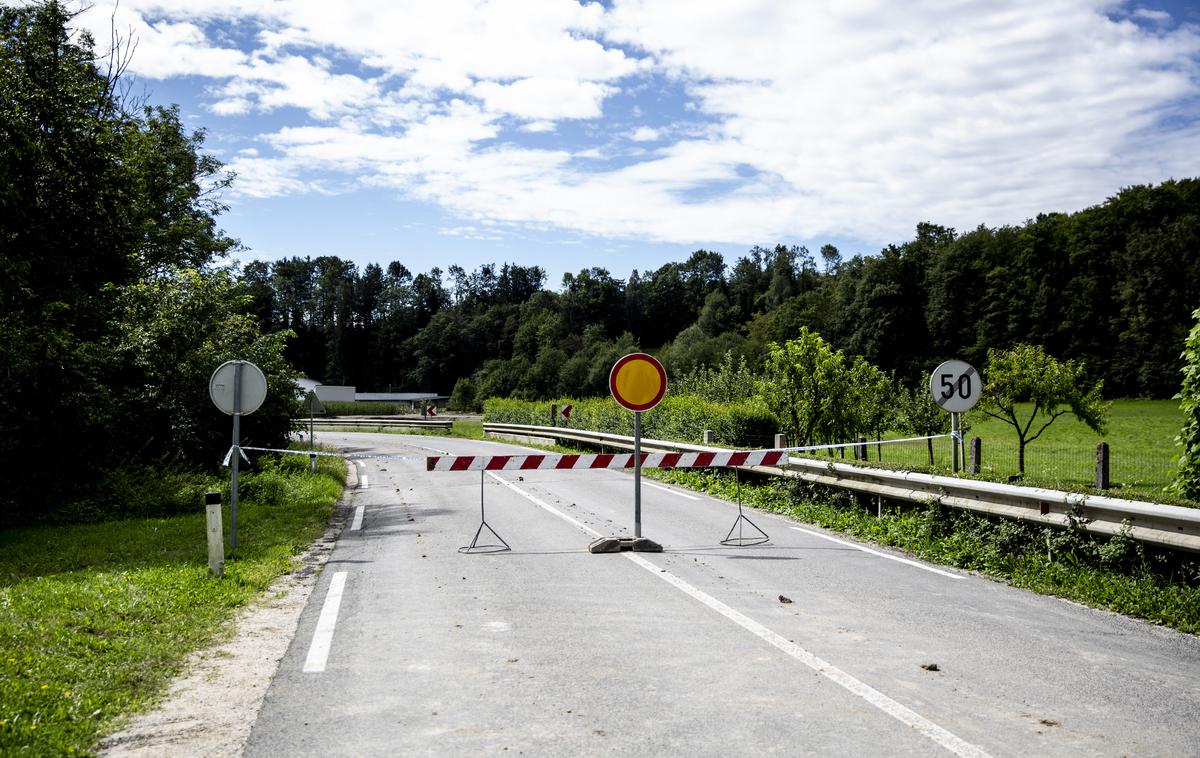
[828,399,1185,502]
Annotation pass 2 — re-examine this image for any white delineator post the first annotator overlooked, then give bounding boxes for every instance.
[205,491,224,577]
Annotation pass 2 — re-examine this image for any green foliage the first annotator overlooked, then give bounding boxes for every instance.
[1,3,264,521]
[758,329,857,446]
[849,356,897,440]
[980,343,1109,473]
[484,395,777,447]
[1172,309,1200,499]
[896,384,952,466]
[669,351,759,403]
[0,451,345,756]
[448,377,480,412]
[654,469,1200,633]
[105,269,298,467]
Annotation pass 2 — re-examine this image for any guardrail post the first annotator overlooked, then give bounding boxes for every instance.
[969,437,981,474]
[703,430,715,444]
[855,436,867,461]
[774,433,787,450]
[205,492,224,578]
[1096,442,1110,490]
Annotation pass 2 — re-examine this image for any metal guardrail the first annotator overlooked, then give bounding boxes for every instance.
[483,422,1200,554]
[300,417,453,430]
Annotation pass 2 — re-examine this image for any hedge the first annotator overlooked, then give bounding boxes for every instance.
[483,395,779,448]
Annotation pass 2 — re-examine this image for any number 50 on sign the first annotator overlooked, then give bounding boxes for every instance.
[929,359,981,413]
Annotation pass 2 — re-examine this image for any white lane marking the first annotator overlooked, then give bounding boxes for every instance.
[623,553,990,757]
[350,505,365,531]
[403,441,452,455]
[494,477,988,757]
[487,473,603,539]
[789,527,964,580]
[643,481,700,500]
[303,571,348,673]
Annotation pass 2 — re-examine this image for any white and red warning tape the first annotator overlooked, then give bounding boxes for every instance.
[425,449,786,472]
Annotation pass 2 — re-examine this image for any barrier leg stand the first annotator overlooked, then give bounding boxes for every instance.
[720,468,769,547]
[459,470,511,554]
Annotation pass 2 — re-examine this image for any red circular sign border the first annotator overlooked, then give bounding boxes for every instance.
[609,352,668,412]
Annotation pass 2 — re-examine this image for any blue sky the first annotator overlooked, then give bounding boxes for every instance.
[64,0,1200,288]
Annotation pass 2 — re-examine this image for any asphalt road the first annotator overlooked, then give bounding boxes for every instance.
[244,432,1200,757]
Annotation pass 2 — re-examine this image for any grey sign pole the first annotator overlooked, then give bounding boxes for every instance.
[951,411,961,473]
[634,410,642,539]
[230,362,243,551]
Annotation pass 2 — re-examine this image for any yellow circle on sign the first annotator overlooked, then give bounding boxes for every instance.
[614,360,662,406]
[609,353,667,411]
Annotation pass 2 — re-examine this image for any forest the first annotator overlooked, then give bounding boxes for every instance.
[244,179,1200,402]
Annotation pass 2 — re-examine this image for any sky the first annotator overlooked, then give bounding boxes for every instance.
[59,0,1200,288]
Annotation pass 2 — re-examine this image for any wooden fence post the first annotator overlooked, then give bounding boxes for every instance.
[1096,442,1110,490]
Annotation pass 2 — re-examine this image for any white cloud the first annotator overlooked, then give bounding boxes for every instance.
[73,0,1200,247]
[472,78,614,120]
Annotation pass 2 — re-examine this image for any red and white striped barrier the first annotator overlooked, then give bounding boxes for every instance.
[426,449,786,472]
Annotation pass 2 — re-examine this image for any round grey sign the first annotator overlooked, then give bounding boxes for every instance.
[209,360,268,415]
[929,360,981,413]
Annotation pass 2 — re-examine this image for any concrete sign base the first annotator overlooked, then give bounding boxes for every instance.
[588,536,663,553]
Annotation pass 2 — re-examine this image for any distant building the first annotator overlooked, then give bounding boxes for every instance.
[291,379,447,410]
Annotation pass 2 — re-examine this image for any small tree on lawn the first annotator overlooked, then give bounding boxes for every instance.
[1171,308,1200,500]
[979,343,1108,475]
[758,328,854,449]
[900,385,951,467]
[850,357,897,460]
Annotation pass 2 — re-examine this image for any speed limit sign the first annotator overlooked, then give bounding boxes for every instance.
[930,360,981,412]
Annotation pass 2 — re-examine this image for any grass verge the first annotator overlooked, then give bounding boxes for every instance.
[0,451,346,757]
[652,468,1200,635]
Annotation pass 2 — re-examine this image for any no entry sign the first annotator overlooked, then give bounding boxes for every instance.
[609,353,667,412]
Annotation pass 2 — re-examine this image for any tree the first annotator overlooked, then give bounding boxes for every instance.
[978,344,1108,475]
[1171,308,1200,500]
[1,2,250,518]
[448,377,480,413]
[758,328,855,448]
[850,357,896,460]
[898,385,951,466]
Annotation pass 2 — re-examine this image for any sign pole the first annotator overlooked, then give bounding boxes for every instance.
[951,411,960,473]
[230,362,242,551]
[590,352,666,553]
[930,360,981,477]
[634,410,642,539]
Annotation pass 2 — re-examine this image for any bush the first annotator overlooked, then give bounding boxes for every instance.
[1174,308,1200,499]
[483,395,778,448]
